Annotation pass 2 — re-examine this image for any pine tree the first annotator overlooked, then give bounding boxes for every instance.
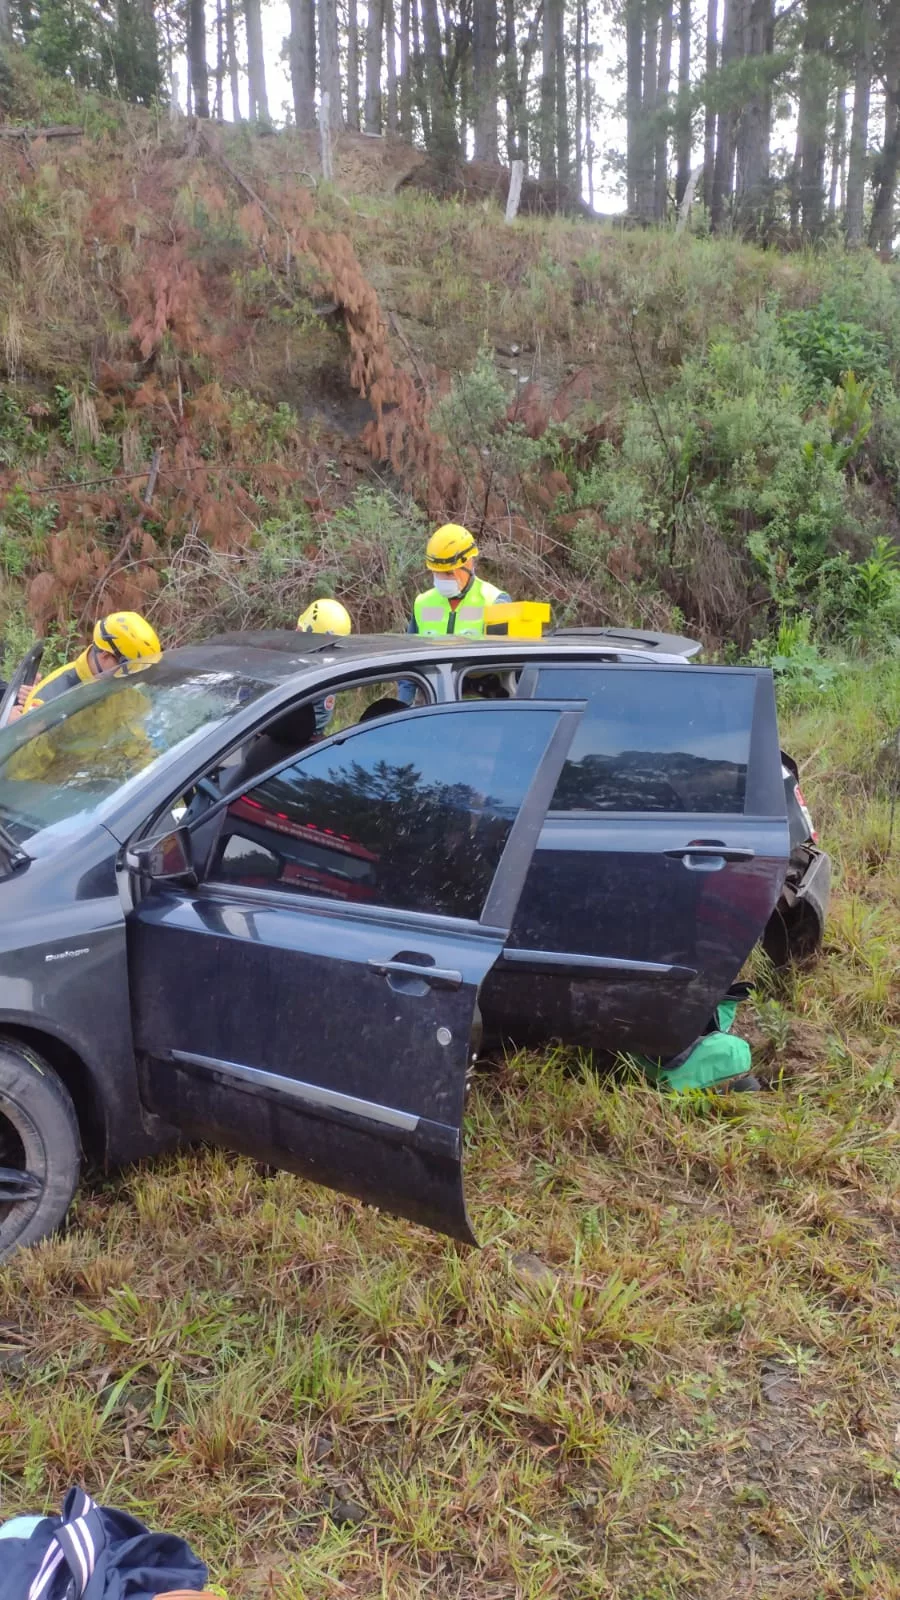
[188,0,209,116]
[289,0,316,127]
[845,0,873,243]
[244,0,269,120]
[318,0,343,127]
[365,0,384,133]
[473,0,499,162]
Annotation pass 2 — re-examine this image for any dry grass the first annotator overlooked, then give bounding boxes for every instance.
[0,664,897,1599]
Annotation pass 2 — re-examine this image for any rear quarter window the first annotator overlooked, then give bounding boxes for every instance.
[531,667,755,814]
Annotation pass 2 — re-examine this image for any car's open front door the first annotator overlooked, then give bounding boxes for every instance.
[0,639,45,728]
[126,700,581,1243]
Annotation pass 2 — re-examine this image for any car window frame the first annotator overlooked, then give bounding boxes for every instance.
[139,669,436,842]
[188,699,585,934]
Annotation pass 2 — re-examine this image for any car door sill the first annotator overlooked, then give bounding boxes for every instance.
[169,1049,460,1159]
[499,948,697,979]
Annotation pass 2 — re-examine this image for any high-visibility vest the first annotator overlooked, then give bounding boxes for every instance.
[22,648,94,713]
[413,575,504,638]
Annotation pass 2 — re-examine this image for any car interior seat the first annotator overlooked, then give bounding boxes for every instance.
[222,700,319,795]
[357,696,408,724]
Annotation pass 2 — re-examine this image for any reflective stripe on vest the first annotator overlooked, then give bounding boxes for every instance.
[413,577,503,637]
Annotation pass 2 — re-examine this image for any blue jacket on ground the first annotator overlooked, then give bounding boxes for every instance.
[0,1487,208,1600]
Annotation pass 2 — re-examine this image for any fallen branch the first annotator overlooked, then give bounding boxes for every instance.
[196,128,285,235]
[0,124,84,140]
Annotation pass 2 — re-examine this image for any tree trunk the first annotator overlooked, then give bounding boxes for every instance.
[458,35,471,158]
[583,0,594,205]
[626,0,644,213]
[637,0,659,219]
[710,0,737,230]
[869,14,900,254]
[385,0,398,130]
[575,0,583,193]
[411,0,430,142]
[347,0,361,128]
[554,0,569,190]
[507,0,544,169]
[214,0,224,118]
[399,0,413,134]
[797,0,830,239]
[289,0,316,129]
[734,0,774,233]
[674,0,691,204]
[224,0,240,120]
[319,0,344,127]
[654,0,673,219]
[188,0,209,119]
[504,0,523,161]
[845,0,873,244]
[421,0,457,159]
[539,0,556,183]
[702,0,717,210]
[828,84,845,216]
[789,119,802,230]
[244,0,269,120]
[0,0,11,47]
[364,0,384,131]
[473,0,499,161]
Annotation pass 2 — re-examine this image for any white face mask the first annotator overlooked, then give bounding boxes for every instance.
[433,573,461,598]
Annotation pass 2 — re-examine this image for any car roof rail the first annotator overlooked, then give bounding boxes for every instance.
[546,626,703,659]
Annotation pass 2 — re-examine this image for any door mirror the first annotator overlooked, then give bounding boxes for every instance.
[127,827,196,884]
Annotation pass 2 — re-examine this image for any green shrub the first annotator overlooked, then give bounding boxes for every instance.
[779,301,890,396]
[812,538,900,648]
[431,348,544,483]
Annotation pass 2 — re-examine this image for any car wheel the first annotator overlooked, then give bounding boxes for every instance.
[0,1041,81,1264]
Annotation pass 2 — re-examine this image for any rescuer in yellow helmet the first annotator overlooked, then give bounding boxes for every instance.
[16,611,162,718]
[296,597,353,732]
[410,524,511,637]
[296,598,352,636]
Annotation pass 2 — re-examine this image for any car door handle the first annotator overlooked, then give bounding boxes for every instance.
[665,843,756,866]
[368,958,463,990]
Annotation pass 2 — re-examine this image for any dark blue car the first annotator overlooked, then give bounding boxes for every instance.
[0,628,829,1258]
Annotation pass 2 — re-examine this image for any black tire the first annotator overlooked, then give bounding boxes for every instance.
[0,1040,81,1263]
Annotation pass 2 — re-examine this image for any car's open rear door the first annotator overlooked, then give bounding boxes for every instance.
[126,700,582,1243]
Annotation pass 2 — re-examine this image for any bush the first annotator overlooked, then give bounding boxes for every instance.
[159,485,428,640]
[812,538,900,649]
[779,300,890,396]
[563,312,858,634]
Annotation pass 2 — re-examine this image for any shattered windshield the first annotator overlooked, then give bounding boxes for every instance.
[0,658,270,852]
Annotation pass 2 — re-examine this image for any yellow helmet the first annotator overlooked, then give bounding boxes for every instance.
[296,598,352,636]
[93,611,161,662]
[425,524,479,572]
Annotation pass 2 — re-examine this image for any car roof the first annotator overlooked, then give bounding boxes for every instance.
[166,627,699,685]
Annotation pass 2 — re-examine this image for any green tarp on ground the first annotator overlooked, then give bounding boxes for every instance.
[636,996,754,1092]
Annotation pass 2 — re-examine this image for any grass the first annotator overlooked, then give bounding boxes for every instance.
[0,661,898,1598]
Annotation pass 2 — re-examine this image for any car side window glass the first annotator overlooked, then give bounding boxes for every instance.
[207,706,560,919]
[531,668,755,814]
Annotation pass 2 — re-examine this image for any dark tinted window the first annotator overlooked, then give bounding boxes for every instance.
[209,706,559,919]
[530,668,754,814]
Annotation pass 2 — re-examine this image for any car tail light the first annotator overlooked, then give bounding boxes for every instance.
[794,782,817,841]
